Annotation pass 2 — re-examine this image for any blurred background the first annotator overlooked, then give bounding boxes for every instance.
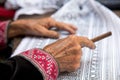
[97,0,120,17]
[97,0,120,10]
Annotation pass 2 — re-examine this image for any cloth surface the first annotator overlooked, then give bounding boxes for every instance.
[13,0,120,80]
[5,0,70,20]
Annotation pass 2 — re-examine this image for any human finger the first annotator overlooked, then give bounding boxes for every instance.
[49,21,77,34]
[35,25,59,38]
[77,36,96,49]
[66,24,77,30]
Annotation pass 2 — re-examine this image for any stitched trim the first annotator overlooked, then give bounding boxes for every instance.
[0,21,10,48]
[19,48,59,80]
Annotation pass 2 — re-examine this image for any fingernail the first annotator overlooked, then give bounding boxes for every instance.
[54,33,59,38]
[73,26,77,30]
[92,45,96,49]
[71,30,76,34]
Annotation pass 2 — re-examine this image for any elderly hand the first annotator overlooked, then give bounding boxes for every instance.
[8,17,77,38]
[43,35,95,72]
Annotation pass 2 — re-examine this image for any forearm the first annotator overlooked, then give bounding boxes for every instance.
[0,56,44,80]
[0,48,59,80]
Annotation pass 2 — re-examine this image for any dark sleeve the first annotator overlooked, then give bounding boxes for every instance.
[0,0,6,6]
[0,48,59,80]
[97,0,120,10]
[0,56,43,80]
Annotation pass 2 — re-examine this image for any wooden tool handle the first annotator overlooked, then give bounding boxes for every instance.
[91,31,112,42]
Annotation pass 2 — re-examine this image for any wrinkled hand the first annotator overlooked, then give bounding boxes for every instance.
[8,17,77,38]
[43,35,95,72]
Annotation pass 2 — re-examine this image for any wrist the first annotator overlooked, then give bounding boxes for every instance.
[43,49,61,72]
[8,20,24,38]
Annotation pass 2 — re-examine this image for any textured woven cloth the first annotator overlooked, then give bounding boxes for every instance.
[5,0,70,20]
[12,0,120,80]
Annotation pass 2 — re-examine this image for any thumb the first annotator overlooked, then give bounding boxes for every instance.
[77,36,96,49]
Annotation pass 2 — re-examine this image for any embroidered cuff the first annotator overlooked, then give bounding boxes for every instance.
[19,48,59,80]
[0,21,10,49]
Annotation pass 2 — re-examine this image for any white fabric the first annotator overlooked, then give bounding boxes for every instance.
[12,0,120,80]
[5,0,70,20]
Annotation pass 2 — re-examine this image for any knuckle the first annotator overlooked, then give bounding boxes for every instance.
[83,37,89,40]
[48,17,54,21]
[68,35,77,40]
[72,46,81,54]
[74,54,81,61]
[72,63,80,71]
[76,53,81,58]
[75,45,81,50]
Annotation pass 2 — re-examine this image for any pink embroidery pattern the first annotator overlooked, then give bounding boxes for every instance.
[19,48,59,80]
[0,21,9,48]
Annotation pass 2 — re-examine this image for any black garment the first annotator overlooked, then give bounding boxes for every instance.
[97,0,120,10]
[0,56,44,80]
[0,0,5,6]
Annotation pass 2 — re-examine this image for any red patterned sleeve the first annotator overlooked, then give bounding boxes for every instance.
[0,21,10,49]
[19,48,59,80]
